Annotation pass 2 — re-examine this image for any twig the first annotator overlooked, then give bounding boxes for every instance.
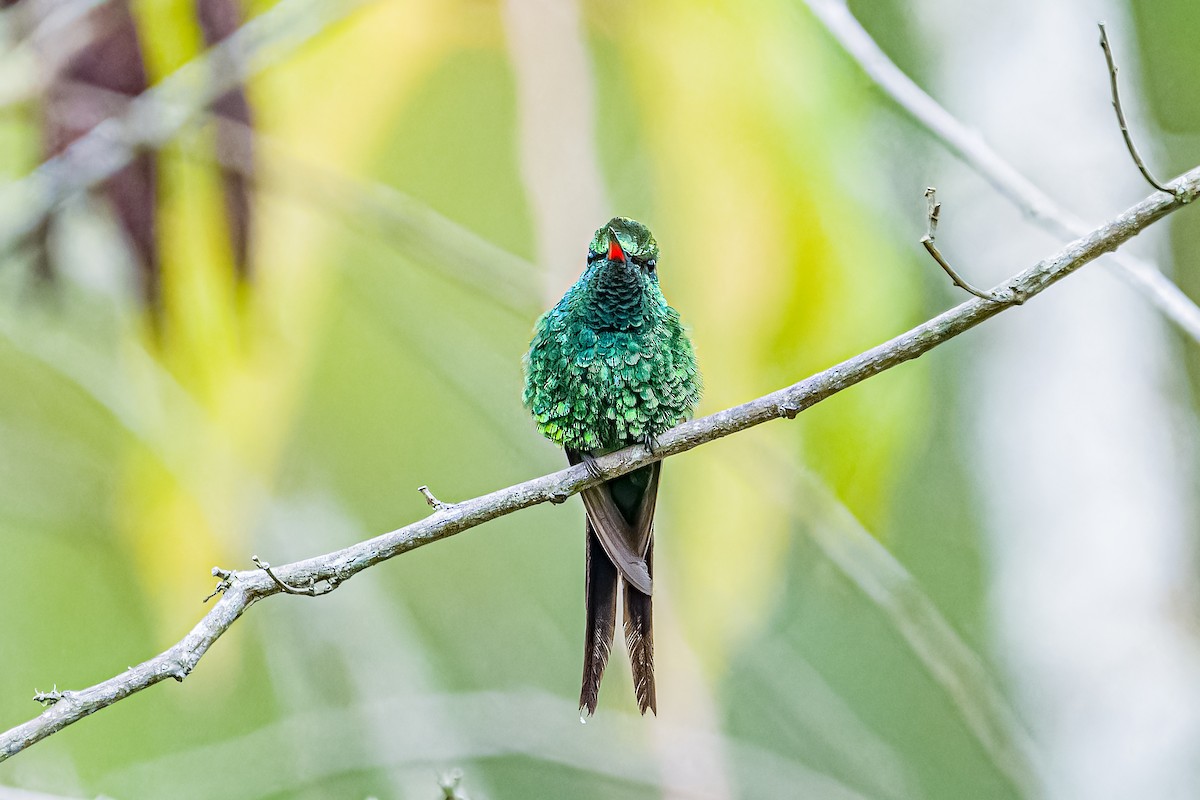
[802,0,1200,344]
[31,687,67,707]
[1097,23,1175,196]
[3,166,1199,763]
[919,188,1012,303]
[202,568,234,603]
[251,556,338,597]
[418,485,453,511]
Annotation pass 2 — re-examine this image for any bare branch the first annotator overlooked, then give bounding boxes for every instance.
[251,556,339,597]
[1097,22,1174,195]
[30,688,66,707]
[418,485,453,511]
[202,568,233,603]
[802,0,1200,343]
[3,164,1200,763]
[920,187,1013,304]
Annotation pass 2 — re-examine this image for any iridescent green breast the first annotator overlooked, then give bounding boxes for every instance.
[524,282,701,452]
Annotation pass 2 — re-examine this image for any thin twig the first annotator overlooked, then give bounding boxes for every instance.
[31,687,66,707]
[1098,22,1174,196]
[919,188,1012,303]
[801,0,1200,343]
[202,568,234,603]
[3,165,1199,763]
[418,485,453,511]
[251,556,338,597]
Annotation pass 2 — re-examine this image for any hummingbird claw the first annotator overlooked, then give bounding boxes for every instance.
[582,454,604,481]
[642,432,660,455]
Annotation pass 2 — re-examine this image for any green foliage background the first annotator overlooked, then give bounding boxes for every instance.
[0,0,1197,797]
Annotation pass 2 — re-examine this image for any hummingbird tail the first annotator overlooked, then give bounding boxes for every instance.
[623,535,656,715]
[575,455,662,716]
[566,448,652,595]
[580,517,618,716]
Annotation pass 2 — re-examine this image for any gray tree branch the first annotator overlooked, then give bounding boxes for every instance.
[1097,22,1173,195]
[4,162,1200,763]
[802,0,1200,343]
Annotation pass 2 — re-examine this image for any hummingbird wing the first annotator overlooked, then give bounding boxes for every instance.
[623,461,659,715]
[565,449,653,595]
[580,515,618,716]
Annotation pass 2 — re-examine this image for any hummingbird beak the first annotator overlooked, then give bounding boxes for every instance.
[606,227,627,263]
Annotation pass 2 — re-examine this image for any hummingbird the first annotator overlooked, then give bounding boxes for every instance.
[523,217,701,715]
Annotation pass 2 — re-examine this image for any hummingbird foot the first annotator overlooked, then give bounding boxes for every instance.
[564,447,605,482]
[580,452,604,481]
[642,432,660,455]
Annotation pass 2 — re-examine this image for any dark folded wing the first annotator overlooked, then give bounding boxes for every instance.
[565,449,652,595]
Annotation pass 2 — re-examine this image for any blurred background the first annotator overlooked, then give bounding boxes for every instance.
[1,0,1199,797]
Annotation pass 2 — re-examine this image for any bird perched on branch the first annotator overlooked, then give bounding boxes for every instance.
[524,217,701,715]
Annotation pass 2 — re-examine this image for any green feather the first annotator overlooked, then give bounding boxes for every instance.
[523,217,702,452]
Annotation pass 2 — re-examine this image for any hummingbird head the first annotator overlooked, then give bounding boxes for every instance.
[576,217,664,330]
[586,216,659,279]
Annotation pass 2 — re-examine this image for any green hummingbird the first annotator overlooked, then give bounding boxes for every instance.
[523,216,701,715]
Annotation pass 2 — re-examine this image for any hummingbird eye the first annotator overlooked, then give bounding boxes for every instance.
[630,254,656,273]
